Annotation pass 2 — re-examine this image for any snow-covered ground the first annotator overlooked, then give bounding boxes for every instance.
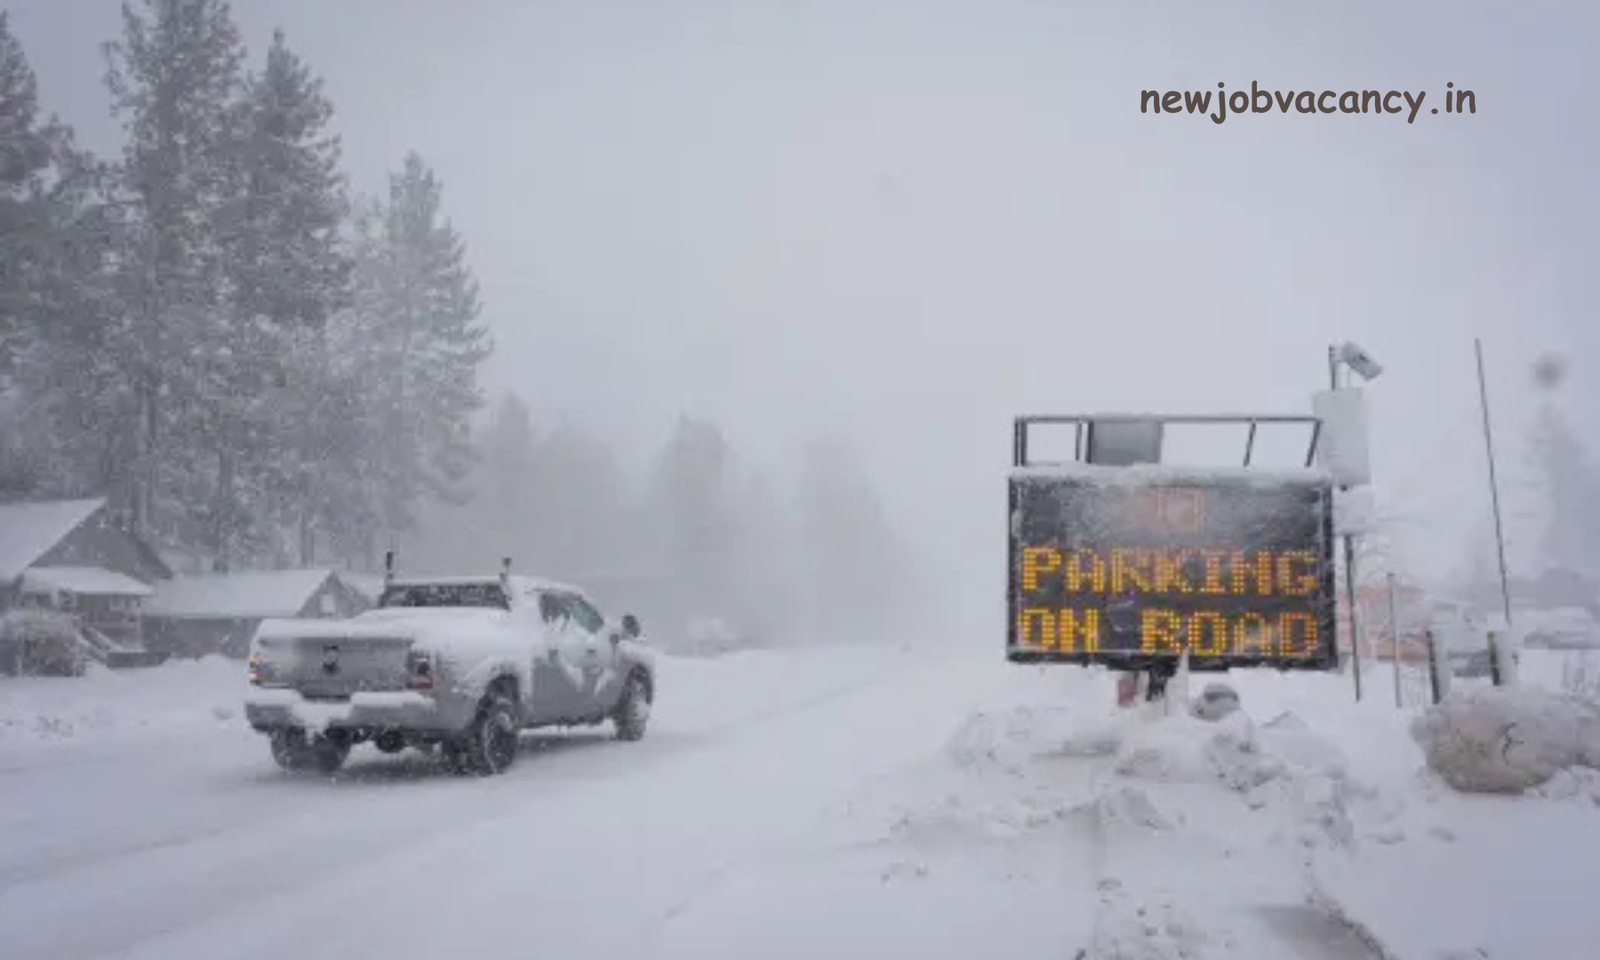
[2,646,1599,960]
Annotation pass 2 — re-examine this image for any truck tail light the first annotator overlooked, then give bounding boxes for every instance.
[407,650,435,690]
[248,652,263,686]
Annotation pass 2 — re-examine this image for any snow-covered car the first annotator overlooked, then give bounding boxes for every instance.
[243,574,656,776]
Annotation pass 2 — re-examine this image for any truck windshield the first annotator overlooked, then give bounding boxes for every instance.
[378,582,510,610]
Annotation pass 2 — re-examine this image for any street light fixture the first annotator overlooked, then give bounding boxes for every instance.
[1327,341,1383,702]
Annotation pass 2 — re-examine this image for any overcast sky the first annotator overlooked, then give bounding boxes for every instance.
[9,0,1596,627]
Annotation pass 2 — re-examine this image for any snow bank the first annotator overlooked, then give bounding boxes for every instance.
[1411,685,1600,793]
[1110,709,1298,795]
[1,644,910,755]
[842,664,1441,957]
[0,656,251,749]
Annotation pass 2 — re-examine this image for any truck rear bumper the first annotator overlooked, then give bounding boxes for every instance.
[245,688,472,735]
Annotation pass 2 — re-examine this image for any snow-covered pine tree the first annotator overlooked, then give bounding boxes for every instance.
[342,153,491,554]
[0,10,53,382]
[0,13,128,502]
[104,0,248,553]
[223,28,354,566]
[226,29,349,337]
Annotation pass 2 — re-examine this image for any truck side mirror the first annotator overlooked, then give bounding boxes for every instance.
[621,614,641,639]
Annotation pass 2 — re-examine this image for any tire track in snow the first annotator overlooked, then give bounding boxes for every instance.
[49,654,997,960]
[0,650,933,960]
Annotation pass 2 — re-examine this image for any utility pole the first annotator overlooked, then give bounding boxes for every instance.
[1474,338,1515,632]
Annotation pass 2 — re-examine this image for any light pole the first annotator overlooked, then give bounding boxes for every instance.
[1473,338,1514,635]
[1328,341,1384,702]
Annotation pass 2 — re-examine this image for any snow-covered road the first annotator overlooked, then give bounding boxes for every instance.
[4,648,1600,960]
[0,647,1096,960]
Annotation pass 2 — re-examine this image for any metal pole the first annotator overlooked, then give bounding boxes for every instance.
[1330,345,1364,701]
[1425,628,1446,704]
[1387,572,1403,707]
[1474,338,1515,632]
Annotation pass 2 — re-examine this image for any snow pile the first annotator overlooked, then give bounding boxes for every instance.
[843,672,1434,958]
[833,666,1111,845]
[1110,710,1279,791]
[944,702,1092,771]
[0,656,249,748]
[870,703,1094,844]
[1411,685,1600,793]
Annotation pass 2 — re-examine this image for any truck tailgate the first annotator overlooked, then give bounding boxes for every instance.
[254,632,415,699]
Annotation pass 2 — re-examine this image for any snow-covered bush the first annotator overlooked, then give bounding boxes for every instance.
[1411,686,1600,794]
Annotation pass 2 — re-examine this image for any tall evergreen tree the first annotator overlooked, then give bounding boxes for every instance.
[343,153,491,552]
[0,11,53,380]
[103,0,247,549]
[224,28,353,565]
[2,13,127,503]
[225,29,348,332]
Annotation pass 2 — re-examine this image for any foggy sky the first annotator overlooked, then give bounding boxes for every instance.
[10,0,1597,633]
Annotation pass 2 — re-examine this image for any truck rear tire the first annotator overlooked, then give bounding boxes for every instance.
[450,696,519,776]
[269,730,309,771]
[269,729,349,774]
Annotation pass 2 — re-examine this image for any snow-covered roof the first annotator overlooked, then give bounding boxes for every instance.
[20,566,155,597]
[143,569,337,620]
[0,498,106,581]
[338,572,386,602]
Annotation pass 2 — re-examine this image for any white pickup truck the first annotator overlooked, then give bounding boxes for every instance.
[243,574,656,776]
